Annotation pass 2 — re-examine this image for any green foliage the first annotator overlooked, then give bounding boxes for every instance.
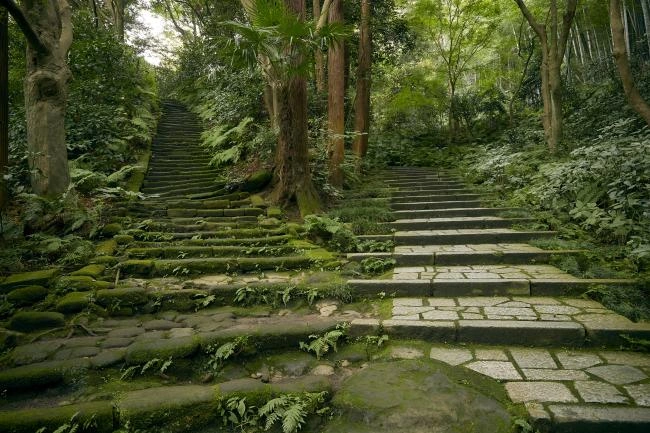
[120,357,173,381]
[35,412,98,433]
[356,240,395,253]
[259,392,329,433]
[360,257,396,275]
[233,284,353,308]
[303,215,358,252]
[356,334,389,361]
[299,323,349,360]
[216,392,329,433]
[205,336,251,373]
[328,202,394,235]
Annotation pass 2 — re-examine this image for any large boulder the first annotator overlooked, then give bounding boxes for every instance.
[324,359,512,433]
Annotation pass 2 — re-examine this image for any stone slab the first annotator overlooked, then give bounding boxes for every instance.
[457,320,585,346]
[505,381,577,403]
[382,320,456,341]
[548,405,650,433]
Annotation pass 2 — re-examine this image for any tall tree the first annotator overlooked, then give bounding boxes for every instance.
[352,0,371,160]
[0,6,7,209]
[313,0,325,92]
[103,0,125,40]
[327,0,344,187]
[514,0,577,153]
[237,0,322,215]
[610,0,650,126]
[1,0,72,196]
[413,0,498,144]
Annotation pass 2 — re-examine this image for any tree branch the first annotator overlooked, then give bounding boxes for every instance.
[0,0,49,54]
[559,0,578,60]
[513,0,545,41]
[57,0,73,54]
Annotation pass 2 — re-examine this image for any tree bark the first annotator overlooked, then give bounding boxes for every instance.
[271,0,320,215]
[23,0,73,196]
[327,0,344,187]
[103,0,125,41]
[513,0,576,153]
[0,7,8,209]
[611,0,650,126]
[313,0,325,93]
[352,0,371,161]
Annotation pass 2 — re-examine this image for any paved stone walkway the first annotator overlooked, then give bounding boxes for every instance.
[349,166,650,430]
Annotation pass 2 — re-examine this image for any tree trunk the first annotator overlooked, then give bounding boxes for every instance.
[313,0,325,93]
[611,0,650,126]
[104,0,125,41]
[271,0,320,216]
[0,7,8,209]
[22,0,72,197]
[327,0,344,188]
[641,0,650,56]
[352,0,371,161]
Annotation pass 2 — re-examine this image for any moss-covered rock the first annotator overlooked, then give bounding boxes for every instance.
[8,312,66,332]
[91,255,119,265]
[0,269,59,293]
[56,292,92,314]
[0,402,113,433]
[323,360,512,433]
[306,248,337,263]
[70,264,106,278]
[125,336,200,364]
[56,275,112,292]
[242,169,272,192]
[249,194,267,208]
[113,234,134,245]
[102,223,123,237]
[120,259,154,276]
[0,358,90,391]
[117,384,218,432]
[95,239,118,256]
[96,287,148,308]
[267,207,283,218]
[6,285,48,307]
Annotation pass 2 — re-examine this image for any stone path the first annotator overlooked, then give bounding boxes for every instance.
[348,166,650,431]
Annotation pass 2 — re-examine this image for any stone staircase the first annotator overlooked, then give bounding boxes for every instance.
[347,166,650,431]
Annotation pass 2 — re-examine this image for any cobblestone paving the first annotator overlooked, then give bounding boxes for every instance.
[392,265,579,281]
[428,344,650,423]
[394,243,544,254]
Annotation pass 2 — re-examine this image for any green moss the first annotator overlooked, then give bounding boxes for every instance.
[306,248,337,262]
[267,207,283,218]
[56,275,112,291]
[289,239,319,250]
[113,234,135,245]
[120,259,154,276]
[6,285,48,307]
[96,287,148,308]
[8,311,66,332]
[242,169,272,192]
[91,255,119,265]
[125,336,200,364]
[70,264,106,278]
[0,269,60,293]
[56,292,92,314]
[95,239,118,256]
[102,223,123,237]
[0,401,113,433]
[249,194,267,208]
[126,149,151,193]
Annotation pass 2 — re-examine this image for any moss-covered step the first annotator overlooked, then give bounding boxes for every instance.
[0,269,59,292]
[391,199,494,211]
[120,256,313,277]
[70,264,106,278]
[133,234,292,248]
[6,285,48,307]
[390,193,483,203]
[170,215,258,225]
[55,275,112,291]
[128,227,287,241]
[167,207,264,218]
[0,358,91,392]
[0,376,330,433]
[126,245,299,259]
[7,312,66,332]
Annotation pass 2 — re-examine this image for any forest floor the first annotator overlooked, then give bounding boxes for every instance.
[0,102,649,433]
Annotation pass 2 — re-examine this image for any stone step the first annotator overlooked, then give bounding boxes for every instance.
[347,276,635,297]
[392,229,557,245]
[392,200,489,210]
[169,215,259,225]
[0,375,330,432]
[120,255,313,276]
[148,162,211,171]
[391,188,477,198]
[145,170,220,181]
[130,227,286,240]
[388,181,466,188]
[133,221,269,233]
[392,207,521,219]
[142,178,223,190]
[351,296,650,347]
[347,247,584,266]
[391,193,483,203]
[167,207,263,218]
[146,185,225,198]
[133,234,292,248]
[126,244,299,259]
[389,217,534,231]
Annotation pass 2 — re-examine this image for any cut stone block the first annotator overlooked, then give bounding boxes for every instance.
[510,348,557,369]
[457,320,585,346]
[586,365,648,385]
[429,347,473,366]
[548,404,650,433]
[505,381,577,403]
[574,381,629,404]
[467,361,521,380]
